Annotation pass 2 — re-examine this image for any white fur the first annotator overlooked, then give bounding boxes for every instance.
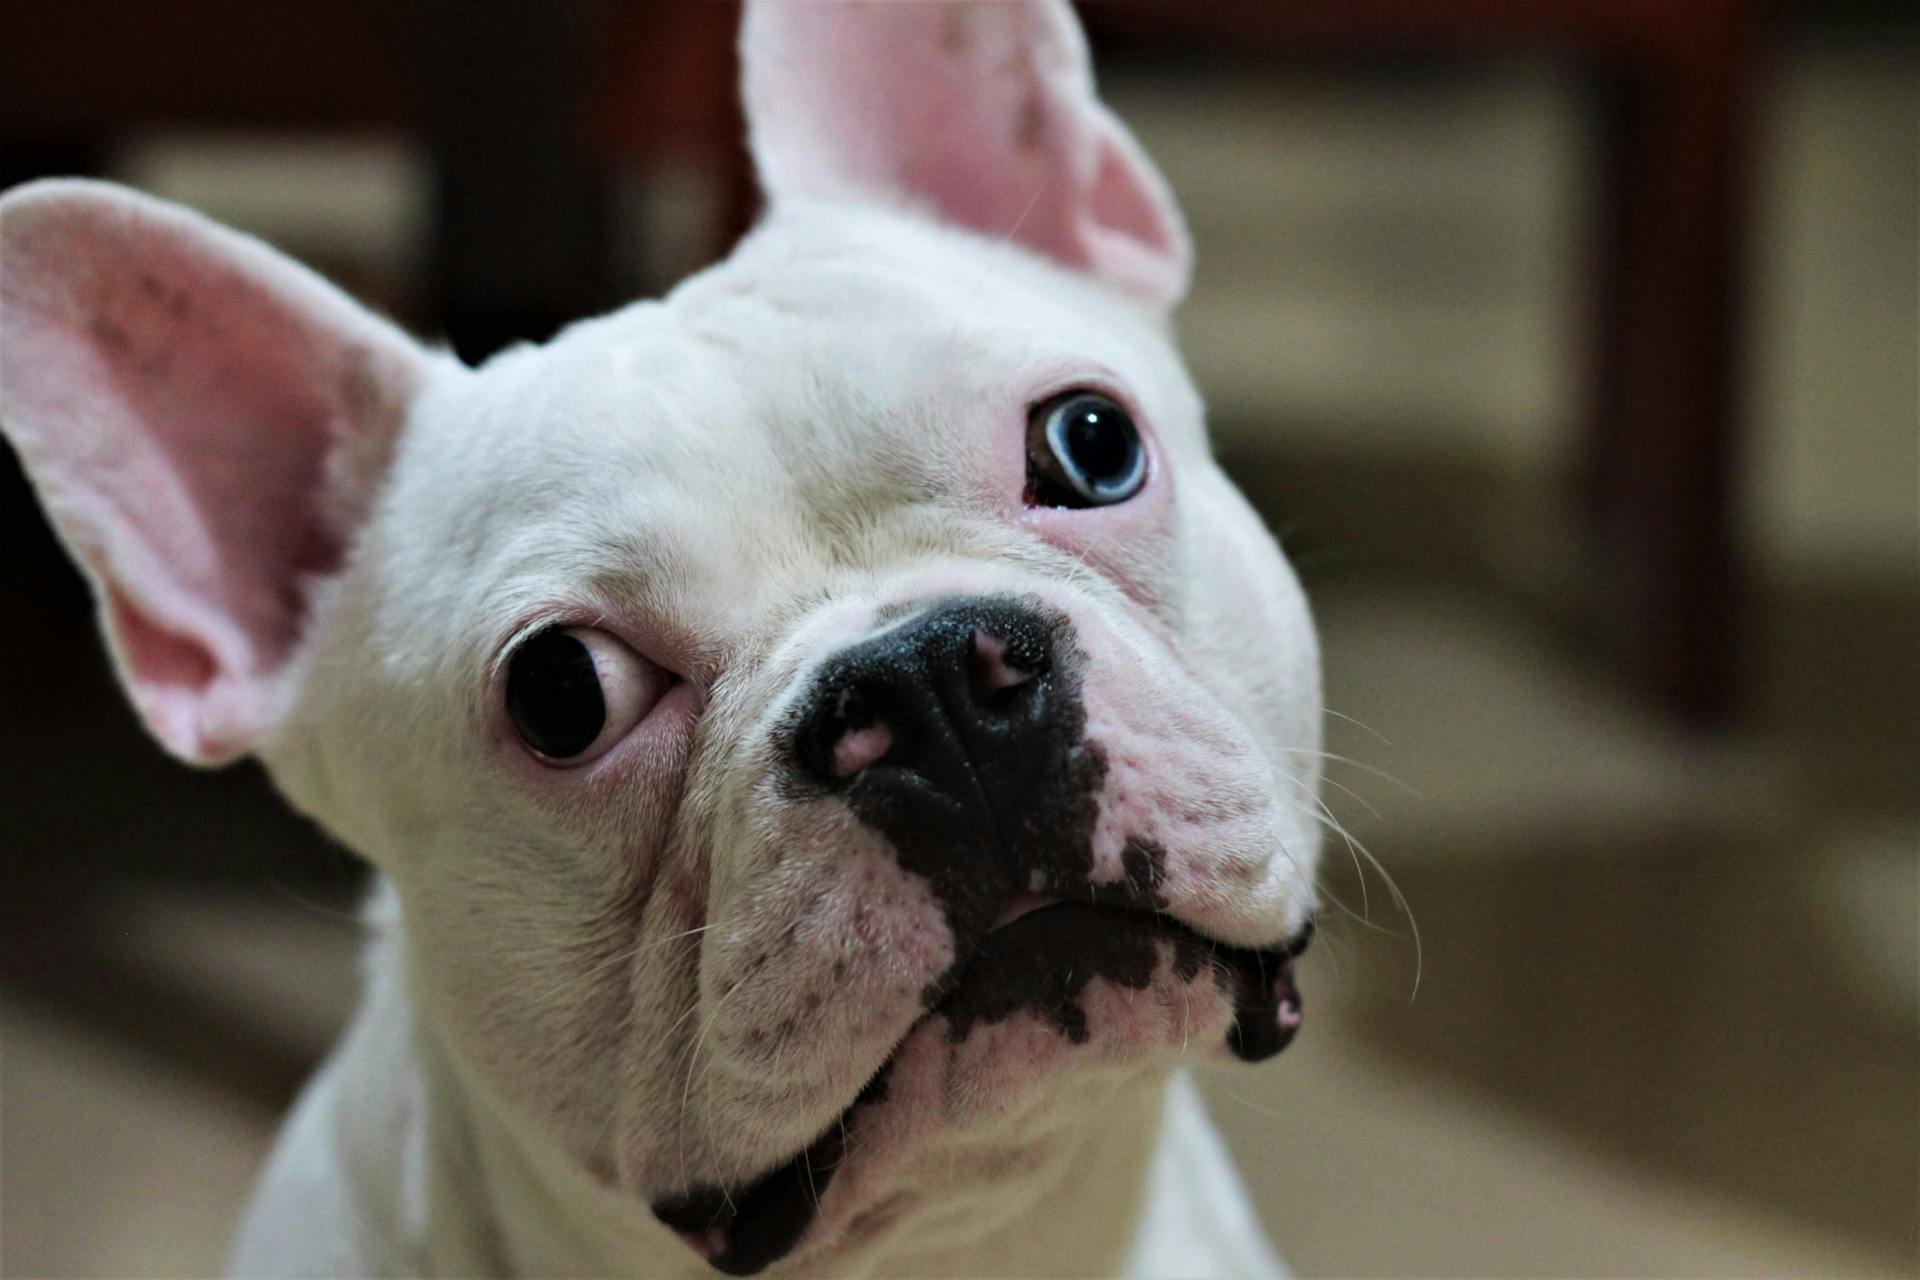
[226,197,1320,1277]
[0,3,1323,1275]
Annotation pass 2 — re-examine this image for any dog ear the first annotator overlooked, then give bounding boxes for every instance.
[0,180,439,765]
[741,0,1191,311]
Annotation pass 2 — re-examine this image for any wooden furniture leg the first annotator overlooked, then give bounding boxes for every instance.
[1583,3,1756,724]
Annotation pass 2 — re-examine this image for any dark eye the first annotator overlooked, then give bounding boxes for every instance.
[506,627,663,764]
[1025,392,1147,508]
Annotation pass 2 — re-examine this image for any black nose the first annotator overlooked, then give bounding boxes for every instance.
[790,596,1103,940]
[794,597,1056,792]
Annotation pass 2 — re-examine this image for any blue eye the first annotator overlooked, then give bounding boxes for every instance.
[1025,393,1147,508]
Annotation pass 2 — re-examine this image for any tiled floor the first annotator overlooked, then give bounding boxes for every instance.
[1,968,1888,1278]
[4,996,276,1278]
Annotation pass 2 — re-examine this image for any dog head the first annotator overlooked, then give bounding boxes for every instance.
[0,1,1321,1272]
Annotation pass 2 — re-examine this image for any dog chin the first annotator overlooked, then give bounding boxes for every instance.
[654,904,1311,1275]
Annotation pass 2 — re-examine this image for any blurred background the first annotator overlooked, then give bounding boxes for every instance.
[1,1,1914,1276]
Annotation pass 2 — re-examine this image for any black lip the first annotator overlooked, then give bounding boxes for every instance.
[934,900,1307,1060]
[652,906,1312,1276]
[651,1069,892,1277]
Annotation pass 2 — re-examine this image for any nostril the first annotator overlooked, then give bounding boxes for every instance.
[795,598,1061,787]
[967,630,1043,708]
[831,719,893,778]
[819,685,895,779]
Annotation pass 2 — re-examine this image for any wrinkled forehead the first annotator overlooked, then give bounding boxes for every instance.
[373,212,1189,668]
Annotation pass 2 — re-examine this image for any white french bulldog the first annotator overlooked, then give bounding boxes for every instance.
[0,2,1323,1276]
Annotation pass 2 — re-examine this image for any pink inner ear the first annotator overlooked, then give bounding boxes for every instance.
[743,0,1192,310]
[84,262,348,649]
[40,221,356,686]
[1090,136,1166,246]
[105,588,231,760]
[107,588,218,694]
[1,182,427,764]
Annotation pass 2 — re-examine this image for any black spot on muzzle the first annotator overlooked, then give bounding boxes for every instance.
[654,598,1313,1274]
[790,595,1118,941]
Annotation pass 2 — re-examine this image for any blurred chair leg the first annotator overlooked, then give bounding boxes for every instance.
[421,0,617,363]
[1582,5,1758,726]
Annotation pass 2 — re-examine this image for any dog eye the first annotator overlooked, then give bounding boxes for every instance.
[505,627,662,764]
[1025,392,1148,508]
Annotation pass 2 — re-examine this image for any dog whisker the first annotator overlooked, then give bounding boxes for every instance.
[1282,745,1421,798]
[1275,765,1374,920]
[1316,704,1395,747]
[1293,805,1422,1001]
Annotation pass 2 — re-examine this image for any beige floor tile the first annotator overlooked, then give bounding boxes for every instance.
[1200,1018,1898,1278]
[2,998,277,1279]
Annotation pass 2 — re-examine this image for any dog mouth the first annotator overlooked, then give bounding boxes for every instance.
[652,902,1312,1275]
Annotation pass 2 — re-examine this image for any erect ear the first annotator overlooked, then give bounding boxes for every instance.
[741,0,1192,311]
[0,179,439,765]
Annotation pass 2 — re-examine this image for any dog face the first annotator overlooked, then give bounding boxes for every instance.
[0,2,1319,1273]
